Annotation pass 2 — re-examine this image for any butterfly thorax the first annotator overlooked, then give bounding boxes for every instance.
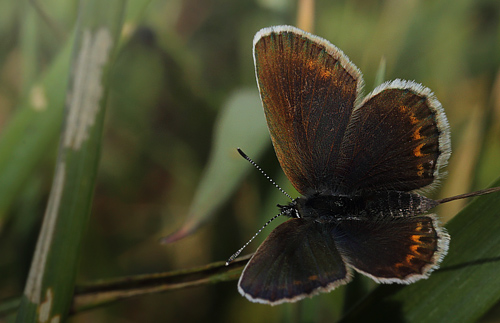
[286,191,439,222]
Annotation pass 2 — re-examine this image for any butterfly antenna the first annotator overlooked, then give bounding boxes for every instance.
[436,186,500,204]
[237,148,293,201]
[225,210,285,266]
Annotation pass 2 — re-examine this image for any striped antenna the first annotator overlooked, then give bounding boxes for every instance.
[226,210,285,265]
[237,148,293,201]
[225,148,296,265]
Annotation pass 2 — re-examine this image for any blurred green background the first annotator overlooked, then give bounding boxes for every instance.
[1,0,500,322]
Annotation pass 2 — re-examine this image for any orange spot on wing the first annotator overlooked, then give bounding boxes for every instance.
[395,262,405,269]
[417,163,425,177]
[399,106,420,125]
[306,59,332,79]
[410,245,420,254]
[413,143,426,157]
[395,254,417,269]
[413,126,423,140]
[411,234,423,243]
[292,275,320,285]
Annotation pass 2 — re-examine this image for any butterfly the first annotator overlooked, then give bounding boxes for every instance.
[227,25,500,305]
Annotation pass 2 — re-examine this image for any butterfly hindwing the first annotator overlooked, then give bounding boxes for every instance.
[238,218,352,305]
[333,215,449,283]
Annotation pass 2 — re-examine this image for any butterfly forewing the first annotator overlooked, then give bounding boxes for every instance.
[253,26,362,194]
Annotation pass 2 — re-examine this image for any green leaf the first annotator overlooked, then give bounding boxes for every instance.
[341,178,500,322]
[161,88,269,243]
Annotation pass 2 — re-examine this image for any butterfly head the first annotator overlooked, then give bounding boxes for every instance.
[277,199,301,219]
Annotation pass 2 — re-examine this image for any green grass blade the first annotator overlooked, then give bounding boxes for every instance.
[373,56,386,89]
[73,255,250,313]
[341,178,500,322]
[0,38,72,223]
[0,255,251,318]
[15,1,126,322]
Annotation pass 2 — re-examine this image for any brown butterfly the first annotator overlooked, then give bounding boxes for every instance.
[227,25,500,305]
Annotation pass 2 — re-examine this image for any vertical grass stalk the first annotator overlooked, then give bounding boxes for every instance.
[15,1,126,321]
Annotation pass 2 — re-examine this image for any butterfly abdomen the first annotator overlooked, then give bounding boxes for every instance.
[364,191,439,218]
[294,191,438,221]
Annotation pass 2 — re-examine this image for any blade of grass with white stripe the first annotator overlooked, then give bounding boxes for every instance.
[15,1,126,322]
